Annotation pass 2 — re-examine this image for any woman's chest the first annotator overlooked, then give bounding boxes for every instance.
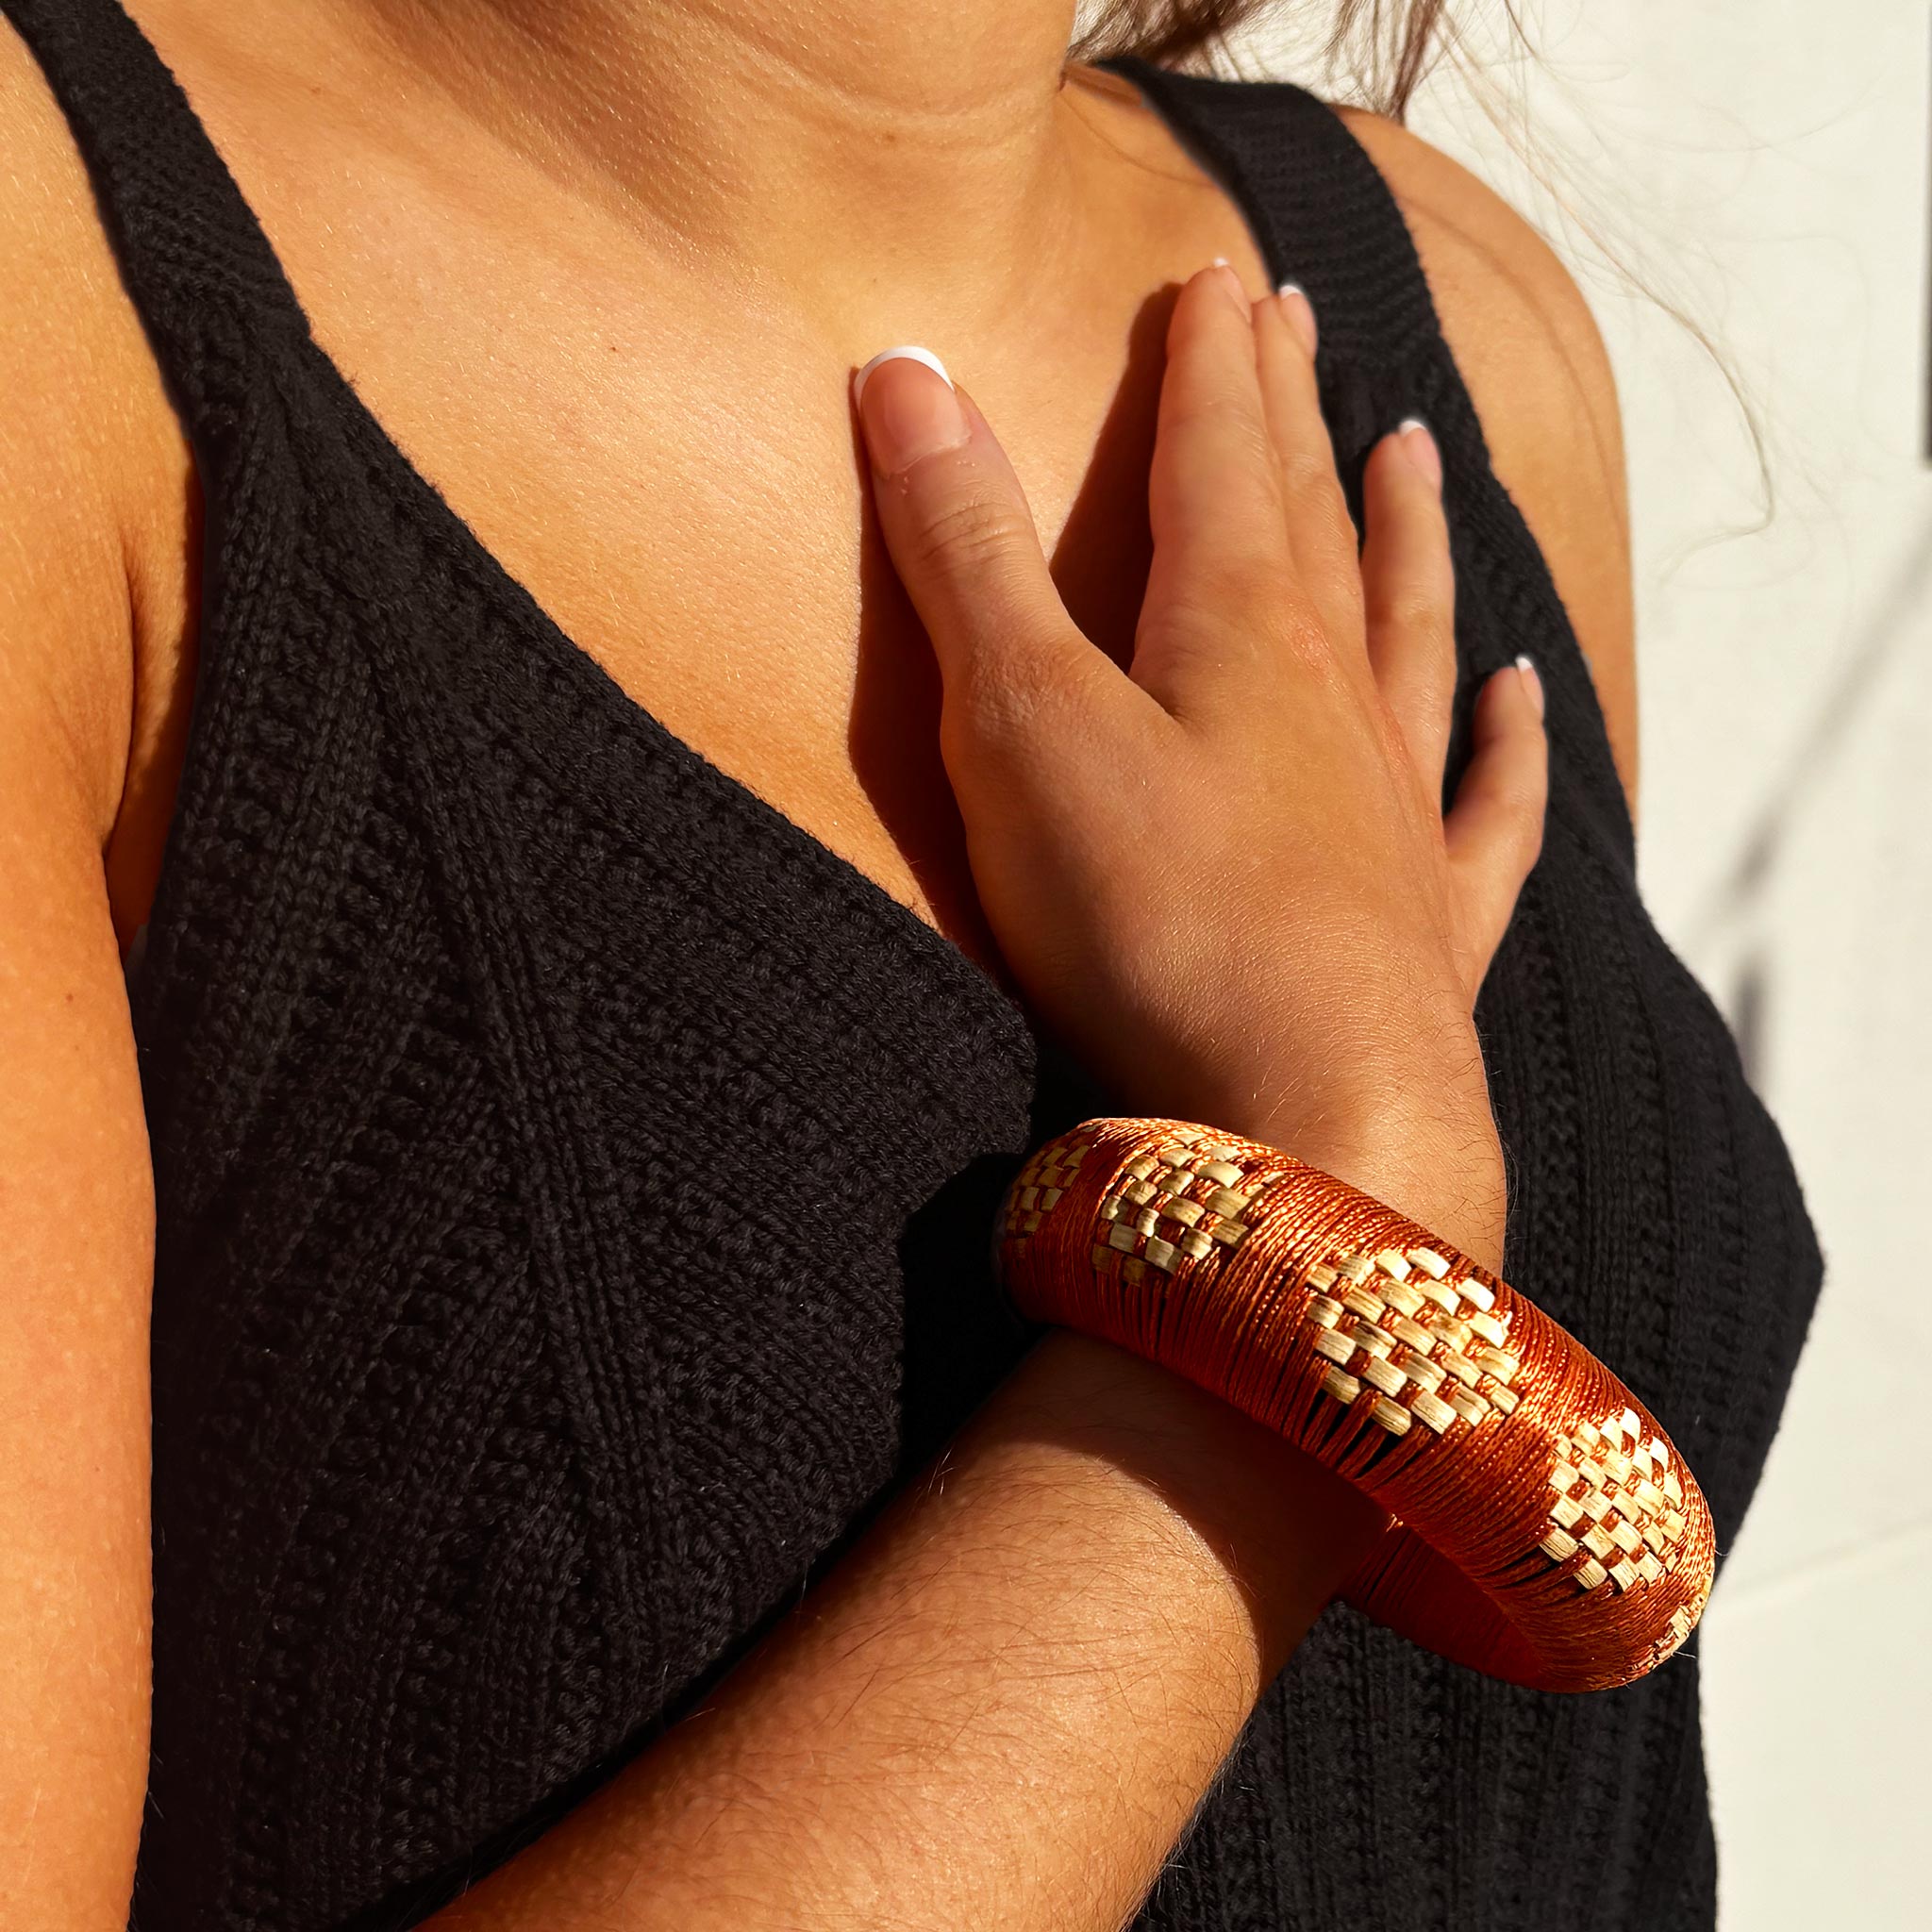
[107,64,1176,982]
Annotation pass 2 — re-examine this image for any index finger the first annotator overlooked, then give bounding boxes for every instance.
[1132,260,1319,719]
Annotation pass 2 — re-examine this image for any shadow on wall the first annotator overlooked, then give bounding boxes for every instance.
[1690,517,1932,1090]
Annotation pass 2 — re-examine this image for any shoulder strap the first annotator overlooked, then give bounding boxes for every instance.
[1096,55,1638,866]
[2,0,310,424]
[1098,56,1444,373]
[1097,51,1485,496]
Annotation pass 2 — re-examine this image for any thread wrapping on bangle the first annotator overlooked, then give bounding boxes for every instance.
[994,1117,1715,1693]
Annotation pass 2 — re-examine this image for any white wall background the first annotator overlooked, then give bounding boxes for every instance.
[1211,2,1930,1924]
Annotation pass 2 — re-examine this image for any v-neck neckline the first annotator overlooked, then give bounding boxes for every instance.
[102,12,1291,1045]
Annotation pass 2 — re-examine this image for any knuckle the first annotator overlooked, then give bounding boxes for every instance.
[1168,391,1274,463]
[949,633,1093,754]
[1500,772,1551,837]
[1314,558,1367,633]
[1373,585,1454,644]
[1382,475,1453,552]
[903,487,1032,585]
[1321,491,1365,556]
[1281,602,1339,669]
[1215,547,1293,611]
[1284,478,1359,558]
[1507,815,1548,882]
[1276,442,1344,508]
[1164,553,1294,633]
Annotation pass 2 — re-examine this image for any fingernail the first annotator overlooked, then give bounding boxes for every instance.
[1514,653,1545,720]
[1208,256,1248,307]
[853,345,968,472]
[1397,414,1441,491]
[1275,282,1318,356]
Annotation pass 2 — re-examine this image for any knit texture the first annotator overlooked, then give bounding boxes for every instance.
[4,7,1824,1928]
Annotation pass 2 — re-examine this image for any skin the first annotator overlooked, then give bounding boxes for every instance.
[0,3,1635,1926]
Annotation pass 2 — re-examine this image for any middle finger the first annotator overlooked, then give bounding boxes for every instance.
[1254,287,1368,662]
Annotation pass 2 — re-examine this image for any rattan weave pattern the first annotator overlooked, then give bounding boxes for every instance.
[997,1118,1717,1693]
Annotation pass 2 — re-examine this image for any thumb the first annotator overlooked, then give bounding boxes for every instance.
[853,346,1088,719]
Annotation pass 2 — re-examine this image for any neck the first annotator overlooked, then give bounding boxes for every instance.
[352,0,1117,332]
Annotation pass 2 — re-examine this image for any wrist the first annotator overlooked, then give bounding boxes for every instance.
[1184,1061,1507,1274]
[1295,1118,1507,1277]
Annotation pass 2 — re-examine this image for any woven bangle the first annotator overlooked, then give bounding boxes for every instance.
[993,1117,1714,1693]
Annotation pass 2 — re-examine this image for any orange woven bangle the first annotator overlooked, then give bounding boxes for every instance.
[993,1117,1714,1693]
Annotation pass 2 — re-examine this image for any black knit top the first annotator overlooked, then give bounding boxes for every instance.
[4,4,1823,1927]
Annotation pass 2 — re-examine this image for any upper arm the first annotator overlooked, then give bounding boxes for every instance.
[1336,107,1640,820]
[0,23,160,1929]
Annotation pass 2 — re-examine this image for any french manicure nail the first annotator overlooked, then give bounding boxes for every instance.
[1275,282,1318,356]
[853,345,968,472]
[1208,256,1248,307]
[1397,414,1442,491]
[1514,653,1545,720]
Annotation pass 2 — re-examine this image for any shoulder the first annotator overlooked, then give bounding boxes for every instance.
[1333,106,1639,815]
[0,16,192,906]
[0,53,166,1929]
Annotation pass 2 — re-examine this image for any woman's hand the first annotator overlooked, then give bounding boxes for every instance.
[854,265,1546,1272]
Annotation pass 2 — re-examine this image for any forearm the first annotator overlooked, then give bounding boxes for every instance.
[431,1324,1385,1932]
